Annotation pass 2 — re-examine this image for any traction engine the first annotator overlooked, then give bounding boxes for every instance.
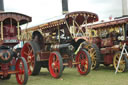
[0,12,31,84]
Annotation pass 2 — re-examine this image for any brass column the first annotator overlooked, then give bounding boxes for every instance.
[1,21,3,40]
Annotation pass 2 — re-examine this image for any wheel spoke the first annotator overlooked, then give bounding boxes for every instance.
[90,52,96,58]
[113,52,127,72]
[24,52,29,56]
[28,50,33,56]
[20,74,23,82]
[55,60,59,67]
[27,45,31,53]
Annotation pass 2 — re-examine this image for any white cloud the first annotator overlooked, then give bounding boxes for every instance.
[69,0,123,21]
[4,0,127,26]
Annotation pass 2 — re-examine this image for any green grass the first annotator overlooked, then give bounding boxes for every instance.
[0,65,128,85]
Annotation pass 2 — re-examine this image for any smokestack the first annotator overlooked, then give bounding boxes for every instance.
[62,0,68,14]
[122,0,128,16]
[0,0,4,12]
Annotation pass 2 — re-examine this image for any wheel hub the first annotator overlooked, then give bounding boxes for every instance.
[28,56,31,62]
[81,60,85,65]
[52,62,55,68]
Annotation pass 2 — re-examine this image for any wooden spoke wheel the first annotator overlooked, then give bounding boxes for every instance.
[16,57,28,85]
[21,41,41,75]
[83,43,101,70]
[49,51,63,78]
[76,49,91,75]
[113,52,128,72]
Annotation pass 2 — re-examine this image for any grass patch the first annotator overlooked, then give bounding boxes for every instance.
[0,65,128,85]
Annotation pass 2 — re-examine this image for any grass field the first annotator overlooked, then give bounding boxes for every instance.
[0,65,128,85]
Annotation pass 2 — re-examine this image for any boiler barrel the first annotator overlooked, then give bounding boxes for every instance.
[51,43,74,53]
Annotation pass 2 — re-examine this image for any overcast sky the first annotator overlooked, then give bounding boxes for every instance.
[4,0,127,27]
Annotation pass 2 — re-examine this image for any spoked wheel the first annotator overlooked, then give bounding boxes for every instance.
[21,41,41,75]
[49,51,63,78]
[16,57,28,85]
[76,49,91,75]
[83,43,101,70]
[113,51,128,72]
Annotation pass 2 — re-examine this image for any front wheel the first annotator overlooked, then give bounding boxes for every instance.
[113,52,128,72]
[49,51,63,78]
[15,57,28,85]
[76,49,91,75]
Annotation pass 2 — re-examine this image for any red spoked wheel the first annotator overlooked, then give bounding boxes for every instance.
[21,42,34,75]
[16,57,28,85]
[21,41,41,75]
[76,49,91,75]
[49,51,63,78]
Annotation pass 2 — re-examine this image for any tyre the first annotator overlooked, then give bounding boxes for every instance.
[76,49,91,75]
[15,57,28,85]
[49,51,63,78]
[21,41,41,75]
[113,51,128,72]
[83,43,101,70]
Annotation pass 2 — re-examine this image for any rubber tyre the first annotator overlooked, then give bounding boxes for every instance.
[76,49,91,75]
[21,41,41,75]
[83,43,101,70]
[49,51,63,78]
[113,51,128,72]
[16,57,28,85]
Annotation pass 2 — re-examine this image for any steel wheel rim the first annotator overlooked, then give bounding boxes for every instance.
[76,50,89,75]
[49,53,61,78]
[113,52,126,72]
[86,45,96,70]
[21,43,35,75]
[16,58,25,84]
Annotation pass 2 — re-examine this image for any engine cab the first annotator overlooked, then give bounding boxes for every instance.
[0,12,31,47]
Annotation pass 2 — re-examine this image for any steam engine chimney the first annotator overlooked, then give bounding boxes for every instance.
[122,0,128,16]
[0,0,4,12]
[62,0,68,14]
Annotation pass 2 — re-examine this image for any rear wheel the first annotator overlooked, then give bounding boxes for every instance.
[113,52,128,72]
[49,51,63,78]
[76,49,91,75]
[21,41,41,75]
[83,43,101,70]
[16,57,28,85]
